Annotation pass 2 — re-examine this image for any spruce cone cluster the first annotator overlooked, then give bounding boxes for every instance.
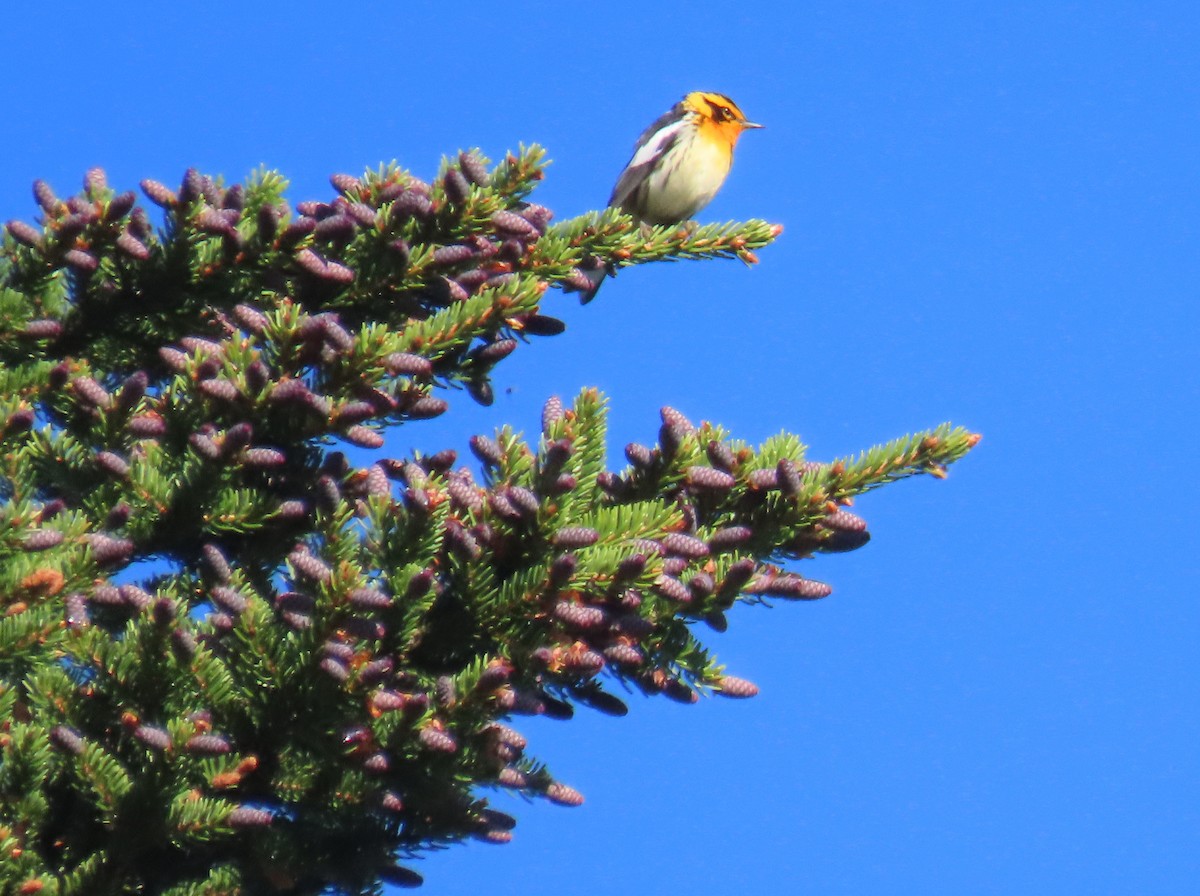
[0,157,976,894]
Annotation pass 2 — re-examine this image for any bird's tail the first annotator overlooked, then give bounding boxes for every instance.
[562,256,613,305]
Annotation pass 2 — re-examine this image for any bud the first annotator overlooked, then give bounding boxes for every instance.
[119,584,153,610]
[348,587,391,609]
[564,267,598,293]
[819,527,872,553]
[505,486,540,518]
[1,409,34,438]
[491,209,539,238]
[240,447,287,468]
[345,201,376,226]
[540,692,574,719]
[185,734,231,755]
[6,220,43,248]
[50,726,85,755]
[720,558,757,593]
[466,378,493,406]
[134,724,172,750]
[322,259,355,283]
[688,571,715,597]
[405,395,448,419]
[380,866,423,888]
[152,597,177,626]
[319,656,350,682]
[541,437,573,473]
[520,203,553,231]
[72,376,112,410]
[661,532,709,558]
[519,314,566,336]
[344,425,384,448]
[222,184,244,212]
[419,725,458,753]
[211,586,248,614]
[442,167,471,204]
[227,806,273,828]
[200,544,231,583]
[686,465,736,491]
[706,439,738,471]
[708,525,753,551]
[749,572,833,600]
[662,556,687,576]
[103,191,137,223]
[541,395,564,433]
[472,337,518,365]
[661,405,695,434]
[167,629,197,662]
[128,413,166,438]
[95,451,130,478]
[178,168,206,204]
[22,529,64,551]
[198,378,240,402]
[469,434,504,466]
[313,213,355,242]
[33,179,60,213]
[384,352,433,376]
[661,678,699,704]
[289,547,332,582]
[391,187,434,224]
[552,601,607,630]
[128,206,152,237]
[140,179,177,208]
[432,243,474,266]
[83,166,108,197]
[777,458,802,496]
[553,527,599,549]
[597,472,628,501]
[625,442,656,469]
[330,172,360,195]
[715,675,759,698]
[87,533,134,566]
[179,336,223,357]
[188,432,220,460]
[16,322,60,348]
[65,592,89,627]
[293,247,328,277]
[575,687,628,717]
[459,150,490,186]
[609,642,648,671]
[545,782,584,806]
[747,468,779,490]
[655,575,692,603]
[444,519,481,560]
[822,509,868,532]
[497,767,528,788]
[278,216,316,248]
[387,237,410,267]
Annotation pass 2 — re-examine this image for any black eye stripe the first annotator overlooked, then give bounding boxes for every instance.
[707,101,733,122]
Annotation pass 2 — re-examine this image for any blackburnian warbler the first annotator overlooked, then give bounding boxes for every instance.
[577,91,761,302]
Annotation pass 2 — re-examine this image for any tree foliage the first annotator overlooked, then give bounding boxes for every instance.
[0,147,977,894]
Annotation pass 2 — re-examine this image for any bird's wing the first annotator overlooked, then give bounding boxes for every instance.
[607,105,689,211]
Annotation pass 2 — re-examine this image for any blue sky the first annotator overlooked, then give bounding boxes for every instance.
[6,2,1198,893]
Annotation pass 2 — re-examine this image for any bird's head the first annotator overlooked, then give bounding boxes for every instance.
[683,91,763,147]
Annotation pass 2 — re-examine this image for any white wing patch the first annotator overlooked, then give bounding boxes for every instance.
[609,116,692,211]
[625,117,689,173]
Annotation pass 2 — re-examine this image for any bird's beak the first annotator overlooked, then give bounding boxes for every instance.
[741,121,764,130]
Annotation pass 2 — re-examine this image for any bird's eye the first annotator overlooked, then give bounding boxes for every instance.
[714,106,732,122]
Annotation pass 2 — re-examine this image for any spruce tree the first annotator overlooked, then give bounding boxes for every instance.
[0,147,977,894]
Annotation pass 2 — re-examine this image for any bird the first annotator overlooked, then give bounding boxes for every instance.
[577,91,762,302]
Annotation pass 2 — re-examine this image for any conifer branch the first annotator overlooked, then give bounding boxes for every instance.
[0,152,977,894]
